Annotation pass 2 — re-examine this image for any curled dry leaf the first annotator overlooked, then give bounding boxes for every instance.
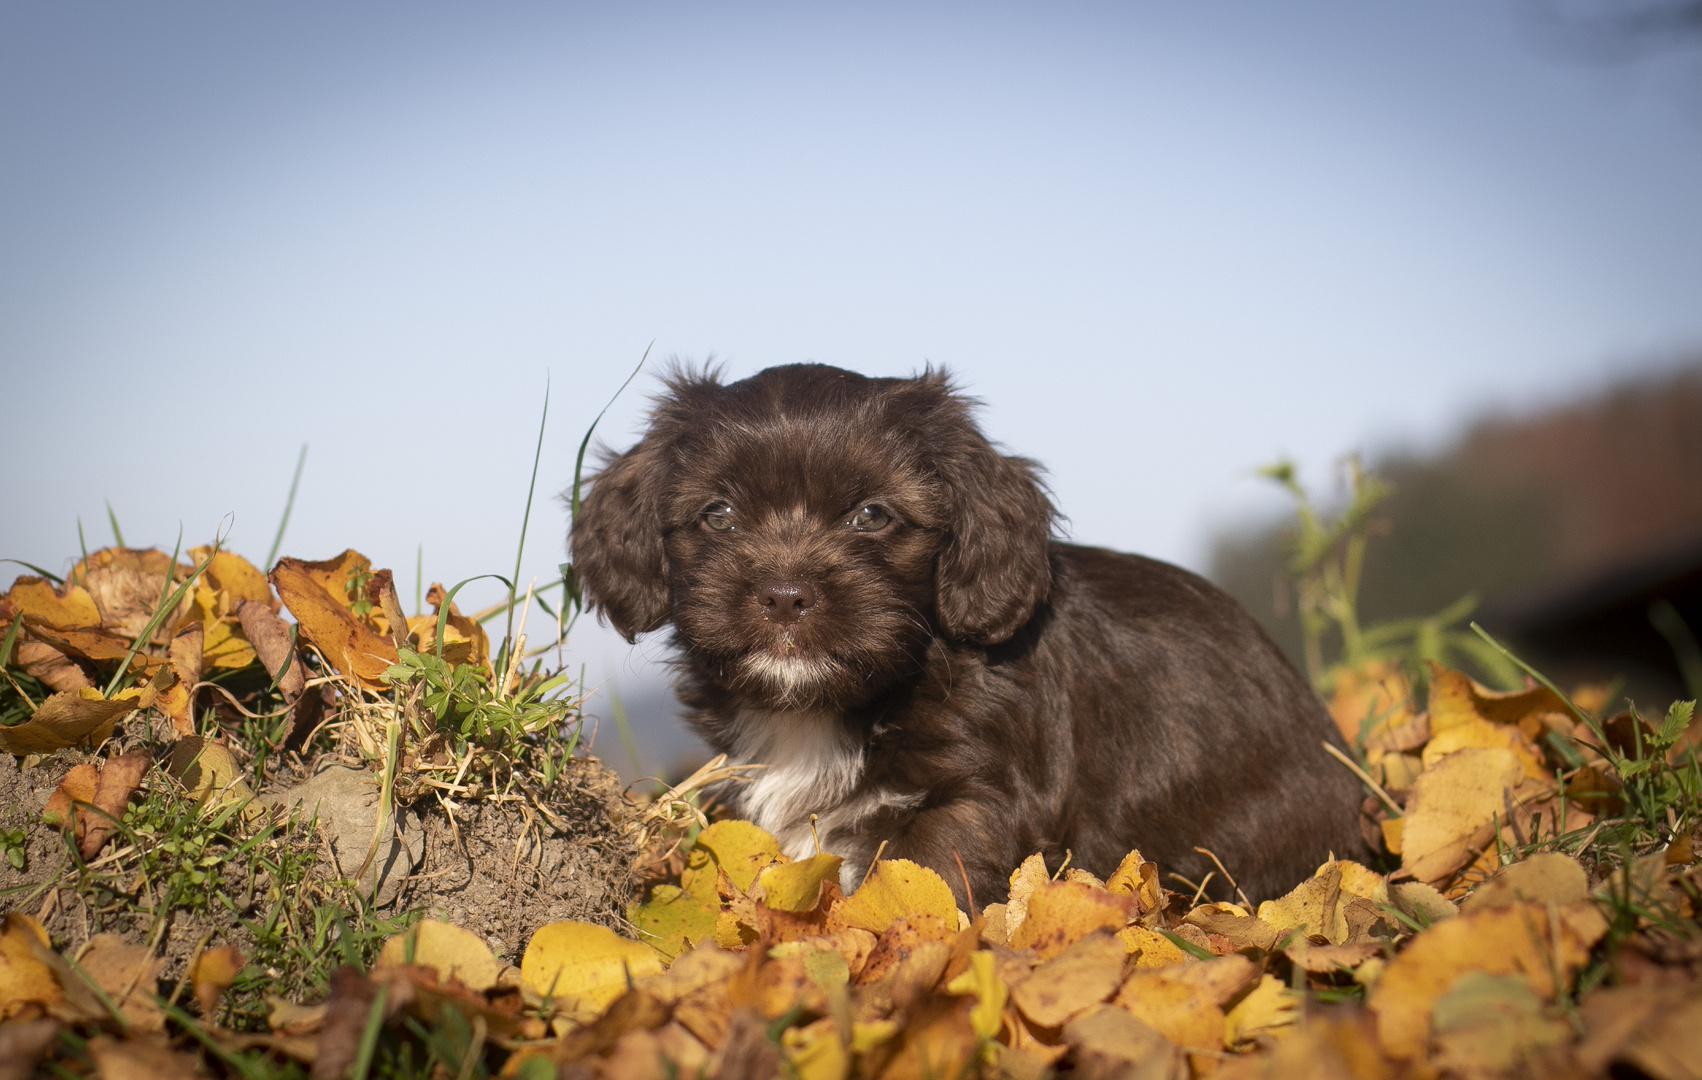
[11,641,92,692]
[0,688,138,754]
[270,554,397,690]
[237,599,303,699]
[1426,661,1569,732]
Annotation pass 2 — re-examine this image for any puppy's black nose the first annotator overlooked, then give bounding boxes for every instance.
[759,580,817,624]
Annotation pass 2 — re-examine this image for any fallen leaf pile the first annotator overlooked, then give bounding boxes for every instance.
[4,536,1701,1079]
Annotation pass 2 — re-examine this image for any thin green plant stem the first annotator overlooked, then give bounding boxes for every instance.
[1650,599,1702,702]
[430,574,512,658]
[504,375,551,669]
[76,518,89,571]
[266,443,308,569]
[609,681,642,780]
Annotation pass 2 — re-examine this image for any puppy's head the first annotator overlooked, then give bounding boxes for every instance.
[571,363,1054,708]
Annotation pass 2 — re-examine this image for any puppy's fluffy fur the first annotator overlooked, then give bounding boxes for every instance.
[573,364,1366,904]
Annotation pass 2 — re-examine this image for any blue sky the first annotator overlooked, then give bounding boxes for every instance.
[4,2,1700,772]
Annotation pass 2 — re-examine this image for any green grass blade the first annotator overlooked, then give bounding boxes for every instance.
[0,559,64,585]
[569,344,650,536]
[105,500,125,547]
[505,375,551,664]
[0,614,21,670]
[431,574,512,658]
[103,531,222,696]
[76,517,88,569]
[609,681,642,780]
[266,443,308,570]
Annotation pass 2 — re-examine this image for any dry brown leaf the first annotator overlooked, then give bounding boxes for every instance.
[858,914,955,986]
[1214,1011,1394,1080]
[87,1033,203,1080]
[0,688,138,754]
[1114,970,1230,1056]
[1185,903,1279,952]
[875,996,979,1080]
[168,736,256,816]
[1008,880,1133,960]
[1010,930,1125,1028]
[1399,747,1523,883]
[1429,971,1571,1079]
[79,933,165,1032]
[78,752,149,859]
[12,641,92,692]
[1002,852,1050,937]
[270,555,398,689]
[1368,900,1605,1059]
[0,1017,60,1080]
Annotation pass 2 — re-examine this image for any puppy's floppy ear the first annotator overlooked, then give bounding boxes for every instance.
[570,438,672,642]
[924,380,1056,644]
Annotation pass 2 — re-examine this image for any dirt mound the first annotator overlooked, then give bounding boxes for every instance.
[396,755,636,962]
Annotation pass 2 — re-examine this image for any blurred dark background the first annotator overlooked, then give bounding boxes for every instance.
[1210,360,1702,711]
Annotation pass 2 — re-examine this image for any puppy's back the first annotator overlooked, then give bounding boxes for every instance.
[1040,544,1367,901]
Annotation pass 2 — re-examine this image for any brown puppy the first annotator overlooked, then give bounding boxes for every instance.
[572,363,1367,905]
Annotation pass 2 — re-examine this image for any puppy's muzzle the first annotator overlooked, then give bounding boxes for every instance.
[758,579,817,625]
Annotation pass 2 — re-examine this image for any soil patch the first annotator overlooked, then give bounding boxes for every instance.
[396,755,636,963]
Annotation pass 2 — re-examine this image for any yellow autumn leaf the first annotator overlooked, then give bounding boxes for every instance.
[1104,849,1164,915]
[782,1016,848,1080]
[169,736,257,814]
[1224,974,1298,1049]
[271,555,397,689]
[1257,860,1346,945]
[187,547,272,605]
[1116,924,1192,969]
[945,949,1007,1040]
[520,921,663,1009]
[1369,900,1604,1060]
[756,852,843,912]
[1422,716,1548,780]
[1426,661,1568,733]
[0,687,139,754]
[630,883,720,961]
[1010,931,1125,1028]
[1002,852,1050,936]
[190,945,246,1019]
[827,858,958,936]
[1401,747,1523,883]
[4,576,102,628]
[1328,658,1414,745]
[0,913,62,1015]
[378,920,502,992]
[1009,880,1133,960]
[692,820,785,894]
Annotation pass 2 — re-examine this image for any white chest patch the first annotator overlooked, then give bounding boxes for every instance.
[724,709,922,893]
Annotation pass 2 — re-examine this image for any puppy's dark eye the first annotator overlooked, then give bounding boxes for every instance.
[848,505,892,532]
[701,502,736,532]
